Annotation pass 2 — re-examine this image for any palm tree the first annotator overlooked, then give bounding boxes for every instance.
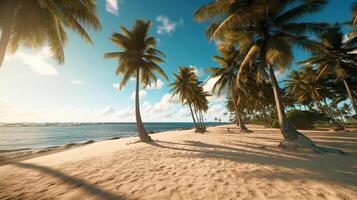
[284,67,343,129]
[104,20,168,142]
[193,88,210,130]
[0,0,101,66]
[195,0,342,153]
[171,67,206,132]
[206,43,249,132]
[300,25,357,116]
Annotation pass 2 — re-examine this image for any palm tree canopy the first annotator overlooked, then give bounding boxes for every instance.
[299,25,357,81]
[171,67,200,104]
[0,0,101,64]
[206,43,241,96]
[104,20,168,90]
[195,0,328,86]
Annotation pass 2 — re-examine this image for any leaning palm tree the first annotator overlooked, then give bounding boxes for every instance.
[300,25,357,116]
[0,0,101,66]
[206,43,249,132]
[171,67,204,132]
[104,20,168,142]
[195,0,345,153]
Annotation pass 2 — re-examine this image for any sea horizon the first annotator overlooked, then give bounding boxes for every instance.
[0,122,227,151]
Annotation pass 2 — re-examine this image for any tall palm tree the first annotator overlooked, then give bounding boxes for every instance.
[206,43,249,132]
[300,25,357,115]
[195,0,341,153]
[104,20,168,142]
[171,67,206,132]
[0,0,101,66]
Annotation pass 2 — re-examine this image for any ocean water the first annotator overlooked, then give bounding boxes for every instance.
[0,122,226,150]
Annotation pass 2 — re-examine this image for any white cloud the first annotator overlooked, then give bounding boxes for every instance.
[0,93,230,123]
[5,48,58,76]
[189,65,203,77]
[71,80,87,86]
[146,79,164,90]
[156,15,184,36]
[99,105,116,116]
[203,77,226,102]
[106,0,119,16]
[206,104,227,121]
[131,90,147,99]
[113,83,120,90]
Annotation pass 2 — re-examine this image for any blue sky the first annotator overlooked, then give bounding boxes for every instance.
[0,0,353,122]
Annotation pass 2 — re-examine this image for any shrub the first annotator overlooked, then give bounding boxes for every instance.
[270,119,280,128]
[287,110,328,129]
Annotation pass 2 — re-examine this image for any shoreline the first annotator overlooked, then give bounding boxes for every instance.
[1,123,355,165]
[1,124,356,199]
[0,125,213,165]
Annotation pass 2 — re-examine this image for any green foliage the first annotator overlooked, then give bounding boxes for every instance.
[287,110,328,129]
[270,119,280,128]
[104,20,167,90]
[0,0,101,64]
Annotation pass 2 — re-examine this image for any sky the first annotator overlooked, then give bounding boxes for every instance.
[0,0,354,123]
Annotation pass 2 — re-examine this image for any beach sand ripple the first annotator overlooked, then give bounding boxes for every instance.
[0,124,356,200]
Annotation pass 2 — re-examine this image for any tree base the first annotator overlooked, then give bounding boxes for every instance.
[329,124,345,132]
[240,129,252,133]
[195,127,207,133]
[278,133,346,155]
[138,133,152,143]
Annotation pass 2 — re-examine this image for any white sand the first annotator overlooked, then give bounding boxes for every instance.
[0,124,356,200]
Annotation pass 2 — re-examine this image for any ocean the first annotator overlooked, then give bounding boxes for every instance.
[0,122,226,151]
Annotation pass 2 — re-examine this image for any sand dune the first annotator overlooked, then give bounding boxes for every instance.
[0,124,356,200]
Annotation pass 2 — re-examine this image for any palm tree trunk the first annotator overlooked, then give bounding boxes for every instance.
[232,98,240,126]
[193,109,202,127]
[199,111,206,130]
[267,65,325,152]
[267,66,296,139]
[236,96,249,132]
[343,79,357,115]
[322,97,343,130]
[188,103,199,131]
[0,1,16,67]
[231,88,249,131]
[194,109,202,128]
[135,69,151,142]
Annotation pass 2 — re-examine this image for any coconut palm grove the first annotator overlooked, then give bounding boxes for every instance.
[0,0,357,199]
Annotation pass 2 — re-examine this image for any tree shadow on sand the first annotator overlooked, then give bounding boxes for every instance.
[148,139,357,188]
[7,161,125,200]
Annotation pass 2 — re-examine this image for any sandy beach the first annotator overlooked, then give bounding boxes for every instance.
[0,124,357,200]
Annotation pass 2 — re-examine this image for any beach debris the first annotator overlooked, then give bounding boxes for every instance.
[64,143,76,149]
[83,140,95,144]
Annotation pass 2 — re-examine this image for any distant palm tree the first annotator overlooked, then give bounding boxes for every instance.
[171,67,206,132]
[206,43,249,132]
[284,67,343,128]
[300,25,357,115]
[195,0,332,152]
[104,20,168,142]
[0,0,101,66]
[193,87,210,130]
